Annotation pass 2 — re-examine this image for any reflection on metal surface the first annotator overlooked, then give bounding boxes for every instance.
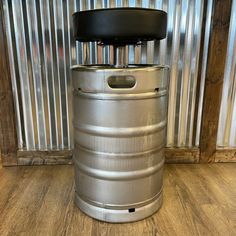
[3,0,73,150]
[217,0,236,148]
[195,0,213,146]
[73,65,167,222]
[3,0,209,149]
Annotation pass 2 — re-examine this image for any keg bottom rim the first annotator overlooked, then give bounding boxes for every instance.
[75,193,163,223]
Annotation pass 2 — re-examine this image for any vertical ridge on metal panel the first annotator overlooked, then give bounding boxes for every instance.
[26,0,47,150]
[63,0,73,149]
[67,0,74,149]
[217,0,236,148]
[69,0,76,66]
[175,0,189,146]
[3,0,23,149]
[53,0,67,148]
[194,0,212,147]
[187,0,204,147]
[12,0,35,150]
[22,0,40,149]
[40,0,59,149]
[166,0,181,147]
[177,0,191,146]
[35,0,51,149]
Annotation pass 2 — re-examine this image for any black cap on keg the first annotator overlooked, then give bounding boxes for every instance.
[72,8,167,46]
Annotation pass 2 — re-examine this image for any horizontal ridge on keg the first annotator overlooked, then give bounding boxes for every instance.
[72,64,169,222]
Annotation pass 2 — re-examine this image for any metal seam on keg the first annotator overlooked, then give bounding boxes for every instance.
[74,142,165,157]
[75,194,163,223]
[76,188,163,210]
[74,89,167,100]
[74,158,164,181]
[73,120,167,137]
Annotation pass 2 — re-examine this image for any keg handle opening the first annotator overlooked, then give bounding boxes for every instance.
[128,208,136,213]
[107,75,136,89]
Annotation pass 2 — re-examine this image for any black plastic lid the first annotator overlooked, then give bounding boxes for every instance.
[73,8,167,45]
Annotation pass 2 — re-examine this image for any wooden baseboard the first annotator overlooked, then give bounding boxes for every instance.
[4,147,201,166]
[214,149,236,162]
[0,152,17,166]
[164,147,199,163]
[16,150,73,166]
[17,147,200,165]
[4,147,236,166]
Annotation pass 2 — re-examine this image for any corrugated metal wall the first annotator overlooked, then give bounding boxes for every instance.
[2,0,210,150]
[217,0,236,148]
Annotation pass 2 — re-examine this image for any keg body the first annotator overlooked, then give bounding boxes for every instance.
[72,65,169,222]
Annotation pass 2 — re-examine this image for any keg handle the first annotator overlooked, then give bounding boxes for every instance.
[107,75,136,89]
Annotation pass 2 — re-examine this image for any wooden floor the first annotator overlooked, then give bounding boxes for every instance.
[0,164,235,236]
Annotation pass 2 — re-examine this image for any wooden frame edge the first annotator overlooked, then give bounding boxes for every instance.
[199,0,233,163]
[164,147,199,163]
[0,1,18,166]
[15,148,200,165]
[14,147,236,165]
[214,149,236,162]
[17,150,73,165]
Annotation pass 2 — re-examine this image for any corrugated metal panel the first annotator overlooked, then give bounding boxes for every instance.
[195,0,213,146]
[217,0,236,148]
[3,0,73,150]
[2,0,209,150]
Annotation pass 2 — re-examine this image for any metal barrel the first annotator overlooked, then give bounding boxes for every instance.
[72,65,169,222]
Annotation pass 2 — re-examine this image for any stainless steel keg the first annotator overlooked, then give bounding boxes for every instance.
[72,8,168,222]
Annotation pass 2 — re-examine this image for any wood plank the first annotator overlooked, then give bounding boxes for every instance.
[0,164,236,235]
[15,147,236,165]
[214,148,236,162]
[0,1,18,166]
[199,0,232,163]
[17,150,73,165]
[164,147,199,163]
[15,148,199,165]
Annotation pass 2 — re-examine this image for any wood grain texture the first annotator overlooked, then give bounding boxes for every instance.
[199,0,232,163]
[17,150,73,165]
[13,147,236,165]
[214,149,236,162]
[0,164,235,236]
[164,147,199,163]
[14,148,199,166]
[0,1,18,166]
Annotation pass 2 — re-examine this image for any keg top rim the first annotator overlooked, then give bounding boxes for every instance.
[71,64,168,72]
